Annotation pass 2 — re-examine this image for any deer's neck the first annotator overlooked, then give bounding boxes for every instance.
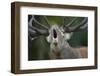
[50,41,82,59]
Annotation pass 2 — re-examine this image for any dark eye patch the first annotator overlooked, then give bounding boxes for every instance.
[53,29,57,38]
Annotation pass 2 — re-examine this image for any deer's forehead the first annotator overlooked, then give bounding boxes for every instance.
[50,25,61,32]
[51,25,59,29]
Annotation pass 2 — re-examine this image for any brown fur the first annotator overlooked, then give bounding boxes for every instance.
[76,47,88,58]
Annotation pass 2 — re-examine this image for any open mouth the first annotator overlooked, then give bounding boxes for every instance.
[53,29,57,38]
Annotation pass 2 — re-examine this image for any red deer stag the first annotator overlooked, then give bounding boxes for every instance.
[28,15,88,59]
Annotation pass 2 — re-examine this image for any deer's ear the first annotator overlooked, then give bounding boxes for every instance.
[46,35,51,43]
[64,33,73,40]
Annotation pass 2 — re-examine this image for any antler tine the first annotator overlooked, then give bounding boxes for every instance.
[28,16,38,40]
[65,17,78,27]
[32,15,49,30]
[80,23,88,29]
[29,25,48,35]
[28,26,39,37]
[69,17,88,31]
[64,17,88,32]
[28,15,34,27]
[43,16,51,27]
[62,17,65,26]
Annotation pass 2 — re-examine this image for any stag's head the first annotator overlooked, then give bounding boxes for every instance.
[46,25,66,51]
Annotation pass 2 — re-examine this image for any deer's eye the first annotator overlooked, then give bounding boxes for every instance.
[53,29,57,38]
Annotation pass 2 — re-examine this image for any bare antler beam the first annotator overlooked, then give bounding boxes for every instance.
[28,15,49,38]
[43,16,51,27]
[32,16,49,30]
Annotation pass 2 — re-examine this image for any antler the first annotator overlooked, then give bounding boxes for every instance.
[28,15,49,40]
[28,15,88,40]
[63,17,88,32]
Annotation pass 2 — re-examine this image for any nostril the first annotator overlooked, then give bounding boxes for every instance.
[53,29,57,38]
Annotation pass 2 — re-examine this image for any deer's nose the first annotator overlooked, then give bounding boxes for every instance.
[53,29,57,38]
